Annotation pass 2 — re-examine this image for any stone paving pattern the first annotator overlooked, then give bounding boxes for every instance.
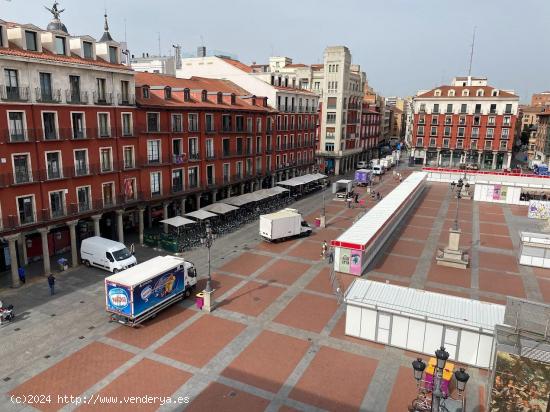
[2,169,549,412]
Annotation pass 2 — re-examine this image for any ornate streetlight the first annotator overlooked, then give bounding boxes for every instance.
[200,221,215,294]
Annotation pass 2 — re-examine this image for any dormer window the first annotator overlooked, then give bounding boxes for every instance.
[476,89,484,97]
[230,93,236,105]
[434,89,441,96]
[201,90,207,102]
[217,92,223,104]
[492,89,499,97]
[462,89,469,97]
[183,88,190,102]
[0,26,4,48]
[164,87,171,100]
[83,41,93,59]
[448,89,455,97]
[108,46,118,64]
[25,30,38,51]
[142,87,150,99]
[55,36,66,55]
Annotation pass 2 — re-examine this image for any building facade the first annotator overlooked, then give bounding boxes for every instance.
[533,110,550,163]
[531,91,550,108]
[411,76,519,169]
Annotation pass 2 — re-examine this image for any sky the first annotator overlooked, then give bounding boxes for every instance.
[2,0,549,102]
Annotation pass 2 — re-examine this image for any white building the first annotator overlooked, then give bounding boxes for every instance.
[130,54,176,76]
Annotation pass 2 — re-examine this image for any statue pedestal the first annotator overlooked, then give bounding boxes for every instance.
[202,289,215,313]
[436,228,469,269]
[319,215,326,229]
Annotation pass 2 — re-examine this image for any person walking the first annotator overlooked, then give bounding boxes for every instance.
[328,247,334,263]
[18,267,26,284]
[354,193,359,203]
[129,243,135,255]
[346,196,352,208]
[321,240,327,259]
[47,273,55,295]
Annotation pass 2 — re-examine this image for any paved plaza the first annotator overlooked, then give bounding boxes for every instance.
[1,170,549,412]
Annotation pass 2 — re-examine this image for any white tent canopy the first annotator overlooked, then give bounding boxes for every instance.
[160,216,196,227]
[201,203,239,215]
[277,173,327,187]
[185,210,218,220]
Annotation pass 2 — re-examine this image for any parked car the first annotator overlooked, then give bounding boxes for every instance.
[357,160,369,169]
[81,236,137,273]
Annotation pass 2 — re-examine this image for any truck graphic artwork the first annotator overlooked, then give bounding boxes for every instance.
[153,274,177,298]
[140,285,153,302]
[108,287,129,309]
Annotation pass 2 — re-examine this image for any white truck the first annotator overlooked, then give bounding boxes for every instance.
[105,255,197,326]
[260,208,312,242]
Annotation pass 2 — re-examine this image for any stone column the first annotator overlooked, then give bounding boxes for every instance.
[492,152,497,170]
[477,151,482,166]
[335,158,341,175]
[116,210,124,243]
[162,202,170,234]
[436,150,441,166]
[506,152,512,169]
[271,175,276,187]
[19,233,28,265]
[251,181,256,192]
[91,214,102,236]
[67,220,78,267]
[423,152,427,165]
[6,234,20,288]
[212,190,218,202]
[449,150,454,167]
[240,183,245,195]
[38,227,51,275]
[179,197,187,216]
[285,170,290,180]
[147,207,152,229]
[194,193,201,210]
[137,207,145,245]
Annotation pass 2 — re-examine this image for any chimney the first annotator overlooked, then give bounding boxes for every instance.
[197,46,206,57]
[146,52,149,57]
[217,92,223,104]
[173,44,182,69]
[251,96,256,106]
[142,52,145,58]
[230,94,236,105]
[263,97,268,107]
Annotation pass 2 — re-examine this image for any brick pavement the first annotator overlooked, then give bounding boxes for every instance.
[4,170,550,412]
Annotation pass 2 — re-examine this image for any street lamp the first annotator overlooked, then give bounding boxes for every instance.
[200,221,215,293]
[450,178,464,231]
[412,358,426,383]
[454,368,470,394]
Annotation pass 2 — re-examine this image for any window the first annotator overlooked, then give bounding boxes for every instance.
[236,161,243,177]
[474,104,481,114]
[417,125,424,136]
[486,128,494,139]
[82,41,93,59]
[46,152,62,179]
[247,137,253,155]
[150,172,161,196]
[485,140,493,150]
[470,140,478,149]
[433,104,439,113]
[256,117,262,133]
[430,126,437,136]
[171,169,184,193]
[419,103,426,112]
[444,126,451,137]
[431,116,438,125]
[39,72,53,101]
[68,75,81,104]
[444,328,459,360]
[189,138,199,159]
[505,104,512,114]
[206,165,214,185]
[188,113,199,132]
[120,80,130,103]
[445,115,452,125]
[223,163,230,183]
[108,46,118,64]
[476,89,484,97]
[503,116,511,126]
[416,138,423,146]
[102,182,115,206]
[100,148,113,172]
[488,116,496,126]
[122,113,132,136]
[55,36,66,55]
[462,89,469,96]
[246,117,253,134]
[147,140,160,163]
[489,104,497,114]
[256,157,262,173]
[327,97,337,109]
[143,87,149,98]
[147,113,160,132]
[472,127,479,138]
[256,136,262,154]
[236,116,244,132]
[206,139,214,159]
[171,114,182,132]
[446,104,453,113]
[326,112,336,124]
[188,167,198,188]
[164,87,171,100]
[500,140,508,150]
[222,139,230,157]
[246,158,252,175]
[123,146,135,169]
[501,128,510,139]
[206,114,215,132]
[434,89,441,97]
[324,143,334,151]
[71,112,85,139]
[17,195,35,224]
[74,150,88,176]
[49,190,65,218]
[98,113,110,137]
[458,116,466,126]
[418,115,425,125]
[25,31,37,51]
[8,111,25,141]
[4,68,20,99]
[237,137,243,155]
[77,186,91,212]
[96,78,107,102]
[443,138,450,148]
[42,112,58,139]
[13,154,31,184]
[473,116,481,126]
[429,138,436,147]
[458,127,465,137]
[460,104,467,114]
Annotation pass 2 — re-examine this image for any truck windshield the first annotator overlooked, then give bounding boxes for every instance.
[112,248,132,261]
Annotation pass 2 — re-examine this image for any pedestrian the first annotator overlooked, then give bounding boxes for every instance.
[399,174,403,183]
[354,193,359,203]
[18,266,26,284]
[321,240,327,259]
[376,192,381,200]
[129,243,135,255]
[47,273,55,295]
[346,197,352,208]
[328,247,334,263]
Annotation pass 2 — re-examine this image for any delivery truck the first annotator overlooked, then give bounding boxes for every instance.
[354,169,372,187]
[260,208,312,242]
[105,255,197,326]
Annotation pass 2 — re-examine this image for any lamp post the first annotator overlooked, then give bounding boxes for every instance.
[410,347,469,412]
[200,221,215,293]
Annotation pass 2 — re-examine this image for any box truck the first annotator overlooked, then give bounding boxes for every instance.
[354,169,372,186]
[332,179,354,198]
[260,208,312,242]
[105,255,197,326]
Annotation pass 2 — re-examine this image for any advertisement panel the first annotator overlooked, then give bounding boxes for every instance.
[349,250,362,276]
[490,351,550,412]
[106,283,132,316]
[132,268,185,317]
[339,248,351,273]
[528,200,550,220]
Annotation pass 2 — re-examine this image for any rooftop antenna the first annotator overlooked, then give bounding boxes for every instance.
[157,32,161,56]
[124,18,127,43]
[468,26,476,76]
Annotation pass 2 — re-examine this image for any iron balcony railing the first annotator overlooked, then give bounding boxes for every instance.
[0,85,30,102]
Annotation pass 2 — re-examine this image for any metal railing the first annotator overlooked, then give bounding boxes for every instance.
[117,93,135,105]
[65,90,89,104]
[35,88,62,103]
[0,85,30,101]
[93,91,113,105]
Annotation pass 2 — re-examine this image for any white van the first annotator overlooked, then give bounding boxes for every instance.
[372,165,385,175]
[80,236,137,273]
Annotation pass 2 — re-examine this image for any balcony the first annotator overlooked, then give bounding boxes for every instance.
[94,127,115,138]
[205,126,216,134]
[74,165,90,177]
[2,129,38,143]
[189,153,200,162]
[205,152,216,160]
[35,88,62,103]
[117,93,135,105]
[0,85,30,102]
[172,154,186,165]
[171,183,185,194]
[65,90,89,104]
[93,92,113,105]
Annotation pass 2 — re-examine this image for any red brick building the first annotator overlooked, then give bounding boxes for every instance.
[360,102,381,160]
[411,76,519,169]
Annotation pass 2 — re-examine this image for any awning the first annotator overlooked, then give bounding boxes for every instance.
[277,173,327,187]
[159,216,196,227]
[185,210,218,220]
[269,186,290,194]
[222,194,257,206]
[201,203,240,214]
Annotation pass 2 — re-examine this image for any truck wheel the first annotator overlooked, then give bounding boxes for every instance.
[185,289,191,298]
[113,268,119,274]
[83,260,90,267]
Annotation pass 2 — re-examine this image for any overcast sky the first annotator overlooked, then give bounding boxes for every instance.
[3,0,549,101]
